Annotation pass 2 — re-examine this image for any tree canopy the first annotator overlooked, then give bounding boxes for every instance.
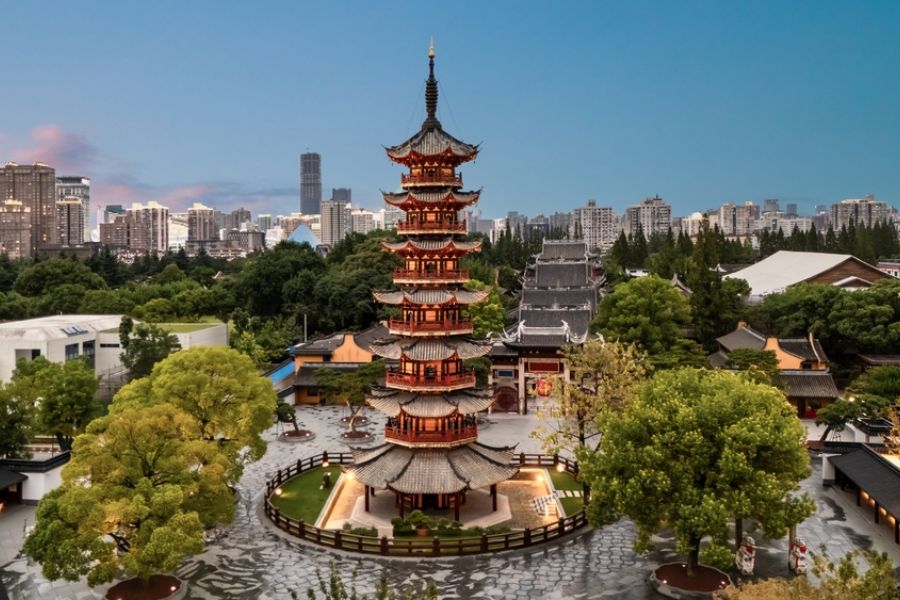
[111,346,277,483]
[582,368,814,577]
[24,404,222,586]
[462,280,506,337]
[119,316,182,380]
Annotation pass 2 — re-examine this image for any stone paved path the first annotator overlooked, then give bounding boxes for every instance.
[2,407,899,599]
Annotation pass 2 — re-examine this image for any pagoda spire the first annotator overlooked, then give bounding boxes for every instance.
[424,39,440,129]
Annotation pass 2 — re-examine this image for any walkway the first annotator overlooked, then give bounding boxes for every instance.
[2,407,898,599]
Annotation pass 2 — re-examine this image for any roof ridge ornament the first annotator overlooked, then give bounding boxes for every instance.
[424,39,440,129]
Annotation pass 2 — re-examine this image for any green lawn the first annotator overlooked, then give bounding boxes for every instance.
[549,468,584,515]
[269,466,343,524]
[156,322,220,333]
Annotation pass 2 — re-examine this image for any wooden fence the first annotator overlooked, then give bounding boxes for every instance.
[263,451,589,557]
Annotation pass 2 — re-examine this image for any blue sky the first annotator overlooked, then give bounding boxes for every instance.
[0,1,897,219]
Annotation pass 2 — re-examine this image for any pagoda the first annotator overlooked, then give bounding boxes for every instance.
[347,45,517,521]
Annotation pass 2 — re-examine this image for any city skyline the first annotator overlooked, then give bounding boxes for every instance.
[0,2,898,219]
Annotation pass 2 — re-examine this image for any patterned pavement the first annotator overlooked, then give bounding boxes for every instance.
[2,406,898,599]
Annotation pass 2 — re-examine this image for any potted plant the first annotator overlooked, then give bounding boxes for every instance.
[407,510,431,536]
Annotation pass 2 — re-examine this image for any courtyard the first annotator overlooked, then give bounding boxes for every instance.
[2,406,899,600]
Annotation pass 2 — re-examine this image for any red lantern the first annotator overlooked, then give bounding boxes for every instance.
[535,378,553,397]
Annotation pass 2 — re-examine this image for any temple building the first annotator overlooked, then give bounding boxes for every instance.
[347,46,517,520]
[491,240,603,413]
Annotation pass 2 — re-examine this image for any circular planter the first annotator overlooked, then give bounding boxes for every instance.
[649,563,732,599]
[105,575,187,600]
[278,430,316,443]
[340,430,374,444]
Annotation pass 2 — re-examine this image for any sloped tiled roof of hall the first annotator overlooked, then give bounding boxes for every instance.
[716,325,767,352]
[537,240,591,261]
[385,126,479,161]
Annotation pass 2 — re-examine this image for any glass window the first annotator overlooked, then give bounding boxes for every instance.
[65,343,79,361]
[82,340,95,369]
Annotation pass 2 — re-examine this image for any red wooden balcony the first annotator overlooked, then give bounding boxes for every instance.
[384,425,478,446]
[397,220,466,233]
[402,173,463,187]
[393,268,469,282]
[388,319,474,336]
[385,370,476,391]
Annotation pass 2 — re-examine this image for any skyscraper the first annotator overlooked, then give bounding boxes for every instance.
[831,196,890,230]
[573,199,618,252]
[101,202,168,254]
[0,162,57,253]
[187,202,217,241]
[56,197,85,246]
[319,199,346,246]
[0,200,32,259]
[331,188,351,203]
[300,152,322,215]
[56,176,91,243]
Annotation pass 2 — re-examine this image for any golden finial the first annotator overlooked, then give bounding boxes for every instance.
[429,36,435,58]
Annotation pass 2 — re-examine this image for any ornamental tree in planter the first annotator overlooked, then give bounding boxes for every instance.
[581,368,814,590]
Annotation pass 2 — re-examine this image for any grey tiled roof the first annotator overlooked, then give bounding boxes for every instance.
[537,241,590,261]
[778,338,828,363]
[830,447,900,518]
[366,387,494,418]
[385,126,479,161]
[369,337,492,361]
[774,370,839,399]
[521,288,597,310]
[716,327,767,352]
[519,308,592,336]
[535,263,589,288]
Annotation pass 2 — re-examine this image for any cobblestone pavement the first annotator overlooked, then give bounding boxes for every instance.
[2,407,899,599]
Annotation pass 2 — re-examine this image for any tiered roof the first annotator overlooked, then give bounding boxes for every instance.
[372,288,488,306]
[367,387,494,418]
[369,337,492,361]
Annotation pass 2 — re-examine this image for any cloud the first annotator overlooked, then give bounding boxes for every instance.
[9,124,97,173]
[0,125,299,216]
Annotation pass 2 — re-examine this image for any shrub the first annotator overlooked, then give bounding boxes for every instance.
[341,523,378,538]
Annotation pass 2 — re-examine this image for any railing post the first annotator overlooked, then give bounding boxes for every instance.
[480,533,488,552]
[523,528,531,546]
[273,508,281,528]
[299,520,306,538]
[380,535,389,555]
[334,530,342,549]
[557,518,565,536]
[432,537,440,556]
[519,452,525,466]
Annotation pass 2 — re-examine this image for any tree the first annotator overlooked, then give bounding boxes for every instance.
[24,404,226,586]
[0,383,34,458]
[591,275,694,367]
[582,368,814,577]
[316,361,385,431]
[532,339,646,457]
[119,316,181,380]
[112,346,277,484]
[14,257,106,297]
[7,357,100,451]
[725,349,780,384]
[462,280,506,337]
[719,550,899,600]
[847,366,900,417]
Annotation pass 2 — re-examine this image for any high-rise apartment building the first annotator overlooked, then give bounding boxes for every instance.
[349,208,375,235]
[0,162,57,253]
[572,200,618,252]
[187,202,217,241]
[548,211,572,234]
[830,196,890,230]
[718,202,754,237]
[101,202,169,254]
[319,199,346,246]
[256,214,273,231]
[331,188,351,203]
[625,196,672,239]
[763,199,780,213]
[300,153,322,215]
[56,197,85,246]
[0,200,32,259]
[56,176,91,243]
[785,203,798,218]
[224,207,252,231]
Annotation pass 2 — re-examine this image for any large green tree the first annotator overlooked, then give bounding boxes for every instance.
[119,316,181,380]
[24,404,226,586]
[0,383,34,458]
[111,346,277,483]
[582,368,813,577]
[316,360,385,431]
[462,280,506,337]
[591,275,703,368]
[13,258,106,297]
[8,357,100,451]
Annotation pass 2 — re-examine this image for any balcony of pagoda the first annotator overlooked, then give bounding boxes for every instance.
[396,219,466,234]
[383,425,478,448]
[393,268,469,284]
[388,318,474,337]
[385,369,476,392]
[401,172,463,188]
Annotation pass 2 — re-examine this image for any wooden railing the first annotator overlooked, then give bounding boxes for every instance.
[402,173,463,187]
[397,220,466,233]
[392,269,469,281]
[384,426,478,444]
[263,451,588,557]
[385,371,476,389]
[388,319,473,335]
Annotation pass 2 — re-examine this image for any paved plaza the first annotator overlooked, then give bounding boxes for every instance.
[2,407,899,599]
